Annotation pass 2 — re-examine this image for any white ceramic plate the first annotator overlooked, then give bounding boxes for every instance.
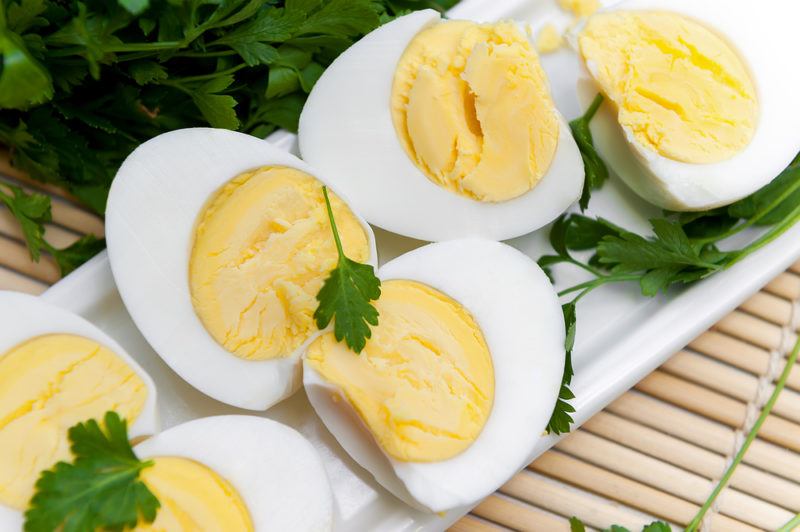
[36,0,800,530]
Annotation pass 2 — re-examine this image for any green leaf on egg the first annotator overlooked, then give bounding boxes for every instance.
[314,185,381,354]
[570,93,609,211]
[24,411,160,532]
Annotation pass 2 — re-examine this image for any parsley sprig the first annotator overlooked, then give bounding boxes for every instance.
[570,517,671,532]
[570,94,609,211]
[25,411,159,532]
[542,154,800,434]
[314,186,380,353]
[0,182,104,275]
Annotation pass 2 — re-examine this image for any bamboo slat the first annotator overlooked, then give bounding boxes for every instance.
[583,412,800,512]
[0,266,46,295]
[607,392,800,484]
[530,451,759,531]
[472,495,568,531]
[689,331,800,392]
[0,235,59,284]
[450,516,507,532]
[500,470,654,531]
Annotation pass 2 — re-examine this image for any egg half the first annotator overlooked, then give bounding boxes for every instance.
[133,416,333,531]
[0,291,158,530]
[574,0,800,210]
[303,239,564,512]
[299,10,584,242]
[105,127,377,410]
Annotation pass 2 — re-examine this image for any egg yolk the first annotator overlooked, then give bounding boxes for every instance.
[306,280,494,462]
[136,457,253,531]
[535,24,564,54]
[390,21,560,203]
[558,0,599,18]
[0,334,147,509]
[189,166,370,361]
[579,11,758,164]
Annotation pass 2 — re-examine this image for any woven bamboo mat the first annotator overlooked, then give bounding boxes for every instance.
[2,161,799,532]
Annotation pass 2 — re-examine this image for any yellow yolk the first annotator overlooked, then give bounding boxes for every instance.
[390,21,559,203]
[536,24,564,54]
[189,166,370,361]
[136,457,253,531]
[558,0,599,18]
[579,11,758,163]
[0,334,146,509]
[306,280,494,462]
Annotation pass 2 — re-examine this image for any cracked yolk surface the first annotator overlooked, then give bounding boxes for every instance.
[136,457,253,531]
[0,334,146,509]
[189,166,370,361]
[390,21,559,203]
[306,280,494,462]
[579,11,758,163]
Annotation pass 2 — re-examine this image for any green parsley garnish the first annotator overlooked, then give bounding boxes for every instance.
[569,93,608,211]
[314,185,380,353]
[570,517,671,532]
[24,411,159,532]
[542,153,800,434]
[0,182,104,276]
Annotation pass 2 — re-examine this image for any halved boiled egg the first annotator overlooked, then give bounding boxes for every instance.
[106,128,377,410]
[299,10,584,242]
[0,291,158,530]
[574,0,800,210]
[133,416,333,531]
[303,239,564,512]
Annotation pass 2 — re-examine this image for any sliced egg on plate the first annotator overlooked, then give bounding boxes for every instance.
[133,416,333,531]
[303,239,564,512]
[105,127,377,410]
[299,10,584,242]
[573,0,800,210]
[0,291,157,530]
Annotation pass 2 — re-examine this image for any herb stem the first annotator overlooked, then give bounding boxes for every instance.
[321,186,345,259]
[583,93,604,122]
[163,64,246,84]
[175,50,238,58]
[557,274,640,298]
[693,174,800,246]
[725,202,800,270]
[777,514,800,532]
[686,335,800,531]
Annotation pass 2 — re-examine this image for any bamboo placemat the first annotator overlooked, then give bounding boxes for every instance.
[1,162,799,531]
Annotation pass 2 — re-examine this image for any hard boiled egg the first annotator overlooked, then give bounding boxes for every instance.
[574,0,800,210]
[0,291,158,530]
[133,416,333,531]
[106,128,377,410]
[303,239,564,512]
[299,10,584,242]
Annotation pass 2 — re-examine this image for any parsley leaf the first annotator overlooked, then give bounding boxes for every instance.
[546,301,577,435]
[314,186,380,353]
[570,94,609,211]
[0,182,49,260]
[24,411,159,532]
[570,517,672,532]
[0,183,102,275]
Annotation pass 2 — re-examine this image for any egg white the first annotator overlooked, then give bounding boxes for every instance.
[574,0,800,211]
[105,128,378,410]
[134,416,333,531]
[298,10,585,242]
[0,291,158,530]
[303,239,565,512]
